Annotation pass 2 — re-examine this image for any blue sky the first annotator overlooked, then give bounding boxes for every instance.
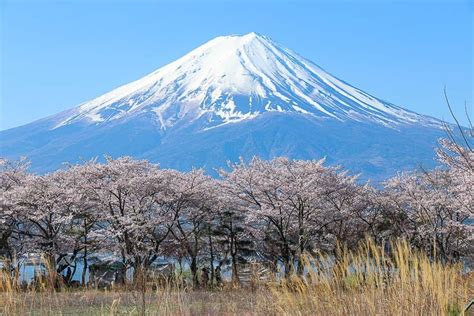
[0,0,472,130]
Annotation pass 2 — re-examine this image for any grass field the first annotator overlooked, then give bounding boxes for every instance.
[1,239,472,315]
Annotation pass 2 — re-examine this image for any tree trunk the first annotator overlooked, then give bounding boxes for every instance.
[190,256,199,288]
[133,261,147,316]
[82,222,88,287]
[82,245,88,287]
[282,241,293,278]
[230,235,239,285]
[297,232,305,275]
[231,252,239,285]
[208,234,215,286]
[283,258,292,278]
[133,257,145,287]
[297,208,305,276]
[44,253,58,289]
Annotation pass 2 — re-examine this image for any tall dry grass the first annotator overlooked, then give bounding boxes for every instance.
[266,238,473,315]
[0,238,472,315]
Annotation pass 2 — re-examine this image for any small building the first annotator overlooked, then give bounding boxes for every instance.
[147,262,176,287]
[88,259,126,288]
[237,262,273,288]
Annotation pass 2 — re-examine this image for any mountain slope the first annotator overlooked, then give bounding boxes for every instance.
[0,32,446,180]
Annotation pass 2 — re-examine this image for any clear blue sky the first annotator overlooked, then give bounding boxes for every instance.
[0,0,472,130]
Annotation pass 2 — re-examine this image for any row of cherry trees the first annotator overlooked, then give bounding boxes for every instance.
[0,137,472,286]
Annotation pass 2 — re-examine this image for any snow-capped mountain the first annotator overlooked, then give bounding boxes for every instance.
[54,32,439,130]
[0,33,446,180]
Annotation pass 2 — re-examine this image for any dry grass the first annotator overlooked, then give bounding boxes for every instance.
[1,239,472,315]
[268,239,473,315]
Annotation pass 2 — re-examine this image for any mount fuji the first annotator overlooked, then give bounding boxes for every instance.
[0,32,446,180]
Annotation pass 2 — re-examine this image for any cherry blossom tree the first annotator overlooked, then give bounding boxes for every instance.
[221,157,363,275]
[314,176,377,253]
[8,169,77,276]
[210,192,255,285]
[383,99,473,263]
[0,158,31,267]
[80,157,175,284]
[56,162,106,286]
[384,167,472,262]
[165,169,217,287]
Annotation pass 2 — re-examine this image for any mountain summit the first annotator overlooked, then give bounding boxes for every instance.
[0,33,445,179]
[54,32,439,130]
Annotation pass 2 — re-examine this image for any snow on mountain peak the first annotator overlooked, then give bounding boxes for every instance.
[55,32,440,130]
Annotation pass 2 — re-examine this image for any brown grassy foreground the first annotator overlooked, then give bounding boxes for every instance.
[1,239,472,315]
